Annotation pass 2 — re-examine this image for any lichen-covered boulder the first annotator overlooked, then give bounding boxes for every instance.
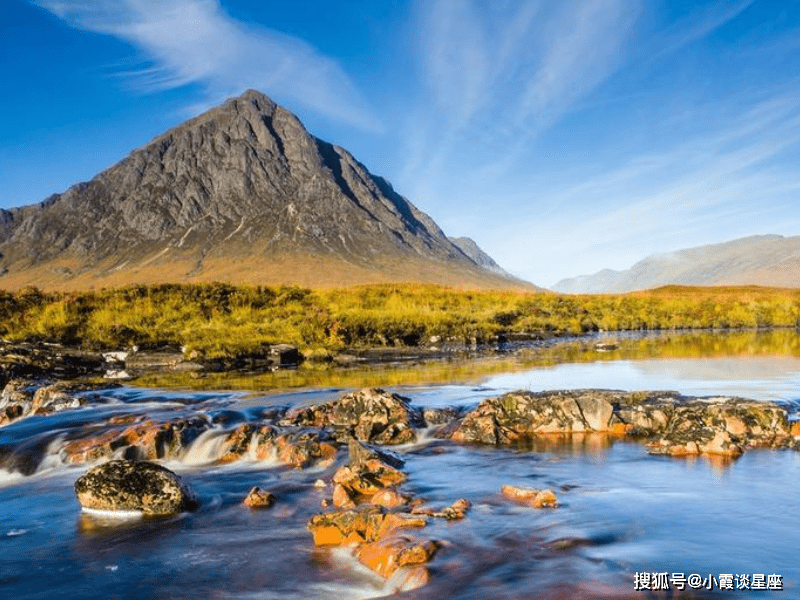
[452,390,620,444]
[74,459,197,516]
[283,387,421,445]
[643,397,791,457]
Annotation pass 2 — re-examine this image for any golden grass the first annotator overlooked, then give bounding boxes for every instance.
[0,282,798,359]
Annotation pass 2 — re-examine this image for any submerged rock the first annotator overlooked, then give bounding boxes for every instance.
[74,459,196,516]
[243,486,276,509]
[283,387,421,445]
[501,485,559,508]
[411,498,472,520]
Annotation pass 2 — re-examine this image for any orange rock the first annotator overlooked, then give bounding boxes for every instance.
[791,422,800,437]
[356,536,439,578]
[243,486,276,509]
[307,510,427,547]
[370,489,408,508]
[501,484,559,508]
[333,484,356,509]
[610,422,632,436]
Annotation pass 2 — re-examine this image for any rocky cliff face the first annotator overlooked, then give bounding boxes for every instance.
[0,90,527,291]
[553,235,800,293]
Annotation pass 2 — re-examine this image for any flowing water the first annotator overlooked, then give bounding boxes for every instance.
[2,330,800,599]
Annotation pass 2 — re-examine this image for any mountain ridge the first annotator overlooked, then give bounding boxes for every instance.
[553,234,800,293]
[0,90,534,291]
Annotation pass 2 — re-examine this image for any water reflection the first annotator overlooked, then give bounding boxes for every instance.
[134,329,800,393]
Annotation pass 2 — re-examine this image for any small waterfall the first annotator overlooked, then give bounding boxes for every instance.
[178,428,232,466]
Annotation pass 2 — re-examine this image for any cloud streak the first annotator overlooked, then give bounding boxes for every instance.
[491,93,800,285]
[401,0,643,204]
[34,0,380,130]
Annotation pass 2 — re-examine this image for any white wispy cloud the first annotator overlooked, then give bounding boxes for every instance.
[34,0,380,130]
[490,93,800,285]
[401,0,643,199]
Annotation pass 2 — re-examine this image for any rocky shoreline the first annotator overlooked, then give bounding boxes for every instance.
[2,361,800,592]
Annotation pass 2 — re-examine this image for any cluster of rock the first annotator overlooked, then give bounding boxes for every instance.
[0,379,111,426]
[0,341,302,395]
[307,440,464,591]
[11,382,800,593]
[449,389,800,457]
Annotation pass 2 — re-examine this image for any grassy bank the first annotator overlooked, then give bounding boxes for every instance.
[0,283,798,358]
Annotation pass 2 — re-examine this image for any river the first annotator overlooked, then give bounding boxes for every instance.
[1,330,799,599]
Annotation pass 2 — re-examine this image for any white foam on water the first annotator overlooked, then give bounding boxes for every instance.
[0,469,25,488]
[6,528,28,537]
[177,428,231,466]
[80,506,144,519]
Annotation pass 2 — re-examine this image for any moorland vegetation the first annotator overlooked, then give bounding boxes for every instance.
[1,283,798,360]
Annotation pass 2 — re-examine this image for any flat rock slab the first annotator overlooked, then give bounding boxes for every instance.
[74,459,196,516]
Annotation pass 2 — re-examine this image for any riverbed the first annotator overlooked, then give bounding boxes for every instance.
[2,330,799,599]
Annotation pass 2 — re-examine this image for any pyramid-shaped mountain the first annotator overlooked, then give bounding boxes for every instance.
[0,90,532,291]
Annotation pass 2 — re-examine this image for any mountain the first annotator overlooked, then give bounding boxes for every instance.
[553,234,800,293]
[448,237,515,278]
[0,90,532,291]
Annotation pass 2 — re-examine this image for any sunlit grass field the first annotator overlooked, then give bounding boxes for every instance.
[1,283,798,358]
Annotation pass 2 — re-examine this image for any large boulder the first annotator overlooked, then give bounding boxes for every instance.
[283,387,422,445]
[74,459,196,516]
[451,390,620,444]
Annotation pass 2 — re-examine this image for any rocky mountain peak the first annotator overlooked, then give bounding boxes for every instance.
[0,90,531,291]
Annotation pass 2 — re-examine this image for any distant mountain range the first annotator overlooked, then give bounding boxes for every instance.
[0,90,533,291]
[553,234,800,293]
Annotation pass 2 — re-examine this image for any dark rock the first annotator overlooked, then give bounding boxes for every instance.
[74,459,196,516]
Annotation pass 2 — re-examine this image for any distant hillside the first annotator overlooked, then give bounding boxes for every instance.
[553,234,800,293]
[0,90,535,292]
[448,237,518,279]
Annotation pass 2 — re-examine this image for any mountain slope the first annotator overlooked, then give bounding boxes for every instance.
[0,90,531,291]
[553,234,800,293]
[448,237,518,279]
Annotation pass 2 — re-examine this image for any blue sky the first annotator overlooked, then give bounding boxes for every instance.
[3,0,800,287]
